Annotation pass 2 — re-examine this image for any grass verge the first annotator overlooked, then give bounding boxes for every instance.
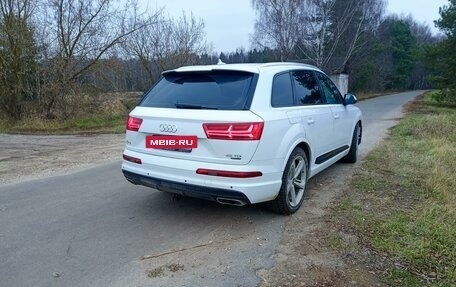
[0,92,140,134]
[333,91,455,286]
[0,114,126,134]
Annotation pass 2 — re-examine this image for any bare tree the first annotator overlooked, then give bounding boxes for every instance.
[35,0,160,117]
[296,0,337,67]
[172,13,208,66]
[123,11,208,85]
[251,0,386,71]
[315,0,385,72]
[251,0,302,61]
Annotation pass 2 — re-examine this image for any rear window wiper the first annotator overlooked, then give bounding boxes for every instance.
[175,103,218,110]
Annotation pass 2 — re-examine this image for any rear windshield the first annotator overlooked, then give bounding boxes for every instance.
[139,71,257,110]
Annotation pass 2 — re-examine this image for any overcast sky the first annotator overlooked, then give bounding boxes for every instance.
[146,0,449,53]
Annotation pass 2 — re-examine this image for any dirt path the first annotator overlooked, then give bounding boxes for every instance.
[0,134,124,184]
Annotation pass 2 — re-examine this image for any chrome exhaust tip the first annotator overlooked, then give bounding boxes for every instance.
[216,197,246,206]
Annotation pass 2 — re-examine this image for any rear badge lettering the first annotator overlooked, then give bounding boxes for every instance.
[146,136,197,149]
[226,154,242,160]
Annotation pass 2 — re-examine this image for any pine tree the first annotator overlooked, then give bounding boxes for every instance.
[390,20,417,89]
[426,0,456,101]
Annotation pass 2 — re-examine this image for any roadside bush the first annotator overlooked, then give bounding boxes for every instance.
[429,89,456,105]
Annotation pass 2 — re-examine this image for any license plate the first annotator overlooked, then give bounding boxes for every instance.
[146,135,198,150]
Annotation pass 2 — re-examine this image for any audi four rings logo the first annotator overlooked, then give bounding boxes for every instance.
[159,124,177,133]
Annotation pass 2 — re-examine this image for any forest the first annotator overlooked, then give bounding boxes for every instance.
[0,0,455,122]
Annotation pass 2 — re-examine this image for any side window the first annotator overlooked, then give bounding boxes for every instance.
[291,70,322,105]
[316,72,343,104]
[271,72,294,107]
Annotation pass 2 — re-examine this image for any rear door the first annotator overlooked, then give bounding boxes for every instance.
[125,70,264,165]
[290,70,335,160]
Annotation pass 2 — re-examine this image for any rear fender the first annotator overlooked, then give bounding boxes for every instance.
[280,138,312,172]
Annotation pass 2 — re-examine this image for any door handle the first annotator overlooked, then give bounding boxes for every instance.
[307,118,315,125]
[334,114,340,119]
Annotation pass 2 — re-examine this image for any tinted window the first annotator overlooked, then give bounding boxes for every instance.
[140,71,256,110]
[271,72,294,107]
[316,72,343,104]
[292,71,322,105]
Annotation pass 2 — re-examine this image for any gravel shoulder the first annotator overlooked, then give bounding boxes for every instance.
[0,134,124,184]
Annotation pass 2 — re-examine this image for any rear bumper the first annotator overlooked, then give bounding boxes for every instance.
[121,149,283,204]
[123,170,251,204]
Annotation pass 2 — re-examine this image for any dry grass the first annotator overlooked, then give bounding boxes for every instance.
[0,92,141,134]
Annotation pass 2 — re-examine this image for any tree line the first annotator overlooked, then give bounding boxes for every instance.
[0,0,454,121]
[249,0,445,93]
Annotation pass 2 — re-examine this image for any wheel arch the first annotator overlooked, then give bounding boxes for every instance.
[281,140,311,172]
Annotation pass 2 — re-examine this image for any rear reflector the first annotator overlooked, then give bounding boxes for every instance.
[196,168,262,178]
[203,122,264,140]
[126,116,143,132]
[123,154,142,164]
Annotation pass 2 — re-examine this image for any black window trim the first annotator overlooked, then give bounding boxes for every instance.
[291,69,325,107]
[271,69,326,108]
[314,71,344,105]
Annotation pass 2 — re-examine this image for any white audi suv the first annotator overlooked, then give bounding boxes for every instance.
[122,62,362,214]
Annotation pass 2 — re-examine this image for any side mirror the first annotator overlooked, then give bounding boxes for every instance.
[344,93,357,105]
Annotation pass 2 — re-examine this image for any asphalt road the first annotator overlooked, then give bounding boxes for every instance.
[0,91,423,287]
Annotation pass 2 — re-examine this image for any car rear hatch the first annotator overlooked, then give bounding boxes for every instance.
[125,70,263,165]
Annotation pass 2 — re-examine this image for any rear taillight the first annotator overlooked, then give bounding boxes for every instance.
[203,122,264,140]
[123,154,142,164]
[126,116,143,132]
[196,168,262,178]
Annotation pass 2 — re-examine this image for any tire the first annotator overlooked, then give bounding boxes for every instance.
[342,124,360,163]
[269,147,308,215]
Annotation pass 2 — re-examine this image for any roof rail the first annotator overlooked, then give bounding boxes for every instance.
[259,62,318,69]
